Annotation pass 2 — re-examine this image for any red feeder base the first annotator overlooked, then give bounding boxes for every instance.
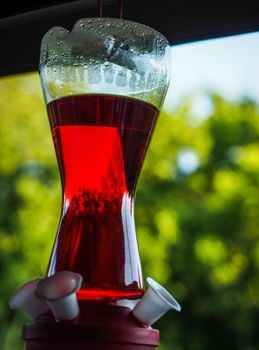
[23,301,159,350]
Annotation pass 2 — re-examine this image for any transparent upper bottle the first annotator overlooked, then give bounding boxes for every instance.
[40,18,171,302]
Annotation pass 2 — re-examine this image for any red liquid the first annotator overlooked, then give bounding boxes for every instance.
[47,94,159,301]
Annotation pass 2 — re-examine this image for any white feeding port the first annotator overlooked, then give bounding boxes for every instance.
[35,271,82,321]
[132,277,181,326]
[9,278,49,321]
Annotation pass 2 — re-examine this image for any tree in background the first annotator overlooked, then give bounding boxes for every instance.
[0,74,259,350]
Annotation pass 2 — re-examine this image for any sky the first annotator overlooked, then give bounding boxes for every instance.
[164,31,259,112]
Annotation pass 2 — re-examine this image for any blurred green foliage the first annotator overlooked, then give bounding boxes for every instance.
[0,73,259,350]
